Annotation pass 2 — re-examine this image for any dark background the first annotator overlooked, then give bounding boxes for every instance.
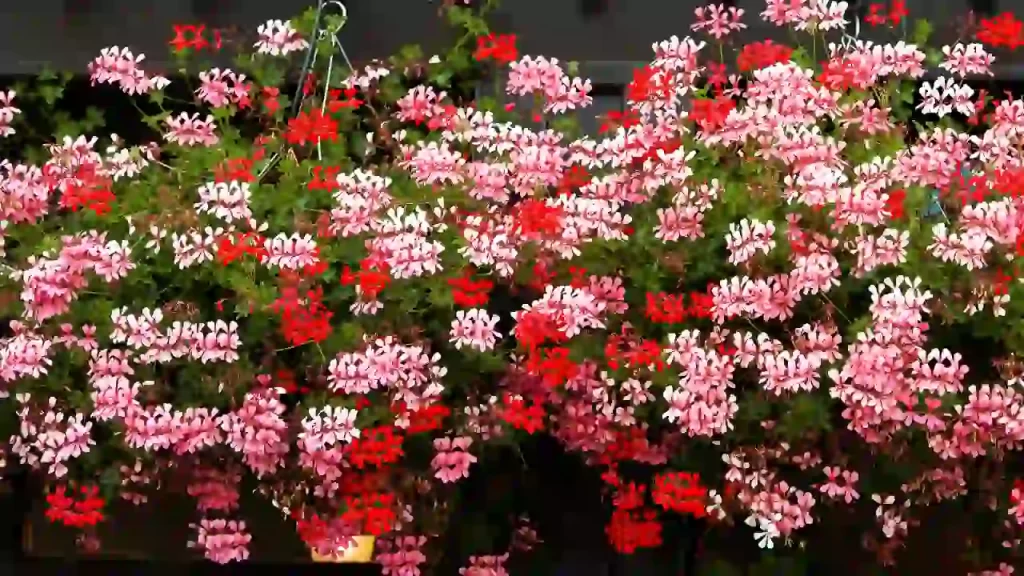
[0,0,1021,76]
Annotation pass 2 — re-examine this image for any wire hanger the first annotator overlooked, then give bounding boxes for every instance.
[260,0,352,179]
[838,4,863,53]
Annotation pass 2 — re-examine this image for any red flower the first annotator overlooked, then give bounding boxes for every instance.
[216,231,268,266]
[557,165,593,193]
[58,164,115,216]
[598,111,640,134]
[262,86,281,114]
[404,402,451,434]
[977,12,1024,50]
[302,72,318,96]
[604,428,654,463]
[689,97,735,132]
[500,394,545,434]
[169,24,213,52]
[347,426,405,468]
[688,290,714,319]
[513,310,566,350]
[341,258,391,300]
[46,485,106,528]
[638,139,682,171]
[276,369,308,394]
[888,0,908,25]
[568,266,588,289]
[474,34,519,64]
[706,62,727,91]
[626,66,673,104]
[526,346,579,387]
[525,261,557,294]
[513,199,564,239]
[284,109,339,146]
[645,292,688,324]
[994,267,1014,296]
[994,166,1024,198]
[885,188,906,219]
[652,472,709,517]
[606,335,665,372]
[865,4,887,26]
[214,156,256,183]
[614,482,647,511]
[268,285,334,345]
[448,269,494,307]
[327,87,364,112]
[817,58,864,91]
[737,40,793,72]
[606,507,662,554]
[308,165,342,192]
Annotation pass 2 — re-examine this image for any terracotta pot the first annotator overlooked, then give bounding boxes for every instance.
[310,535,375,563]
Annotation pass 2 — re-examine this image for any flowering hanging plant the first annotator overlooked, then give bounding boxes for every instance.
[4,0,1024,573]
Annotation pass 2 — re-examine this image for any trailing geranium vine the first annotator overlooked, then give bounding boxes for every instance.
[4,0,1024,574]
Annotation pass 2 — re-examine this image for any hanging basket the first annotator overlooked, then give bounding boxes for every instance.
[310,535,375,563]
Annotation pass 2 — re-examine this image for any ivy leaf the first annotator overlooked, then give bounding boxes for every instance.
[430,69,454,88]
[81,107,106,133]
[38,65,58,83]
[148,90,166,108]
[912,19,933,46]
[38,84,64,106]
[789,47,813,69]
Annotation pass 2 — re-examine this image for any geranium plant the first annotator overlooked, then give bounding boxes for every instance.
[4,0,1024,574]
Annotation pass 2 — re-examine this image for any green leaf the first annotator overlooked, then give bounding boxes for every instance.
[430,69,454,88]
[911,19,933,46]
[789,47,813,69]
[148,90,166,108]
[38,65,58,82]
[39,84,64,106]
[81,106,106,132]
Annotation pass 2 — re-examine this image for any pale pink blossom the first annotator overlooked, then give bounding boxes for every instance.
[431,436,476,483]
[189,518,251,564]
[450,308,501,352]
[164,112,219,147]
[254,19,309,56]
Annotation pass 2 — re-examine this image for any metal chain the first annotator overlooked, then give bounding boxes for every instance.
[839,5,863,53]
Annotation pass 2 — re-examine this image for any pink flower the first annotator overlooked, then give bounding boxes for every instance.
[87,47,170,95]
[163,112,219,147]
[189,518,251,564]
[262,233,319,270]
[254,19,309,56]
[691,4,746,40]
[196,68,251,108]
[377,535,428,576]
[431,436,476,483]
[459,554,510,576]
[940,43,994,77]
[0,90,20,137]
[449,308,501,352]
[220,388,290,477]
[187,466,241,513]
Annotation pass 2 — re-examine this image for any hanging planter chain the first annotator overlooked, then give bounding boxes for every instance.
[259,0,353,180]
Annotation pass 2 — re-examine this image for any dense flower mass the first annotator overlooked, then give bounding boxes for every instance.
[3,1,1024,574]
